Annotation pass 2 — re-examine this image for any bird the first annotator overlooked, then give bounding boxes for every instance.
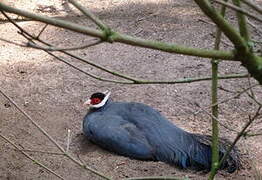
[82,91,240,173]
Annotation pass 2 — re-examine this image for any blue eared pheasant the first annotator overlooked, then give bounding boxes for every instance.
[82,91,240,172]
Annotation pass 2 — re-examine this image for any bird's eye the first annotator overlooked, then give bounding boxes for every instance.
[91,98,101,105]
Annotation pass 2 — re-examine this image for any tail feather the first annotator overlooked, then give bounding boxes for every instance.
[153,130,241,173]
[191,133,241,173]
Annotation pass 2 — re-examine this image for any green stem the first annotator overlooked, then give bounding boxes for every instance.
[209,60,219,180]
[0,2,234,60]
[1,11,248,86]
[193,0,248,51]
[111,32,234,60]
[208,3,227,179]
[68,0,109,31]
[232,0,250,41]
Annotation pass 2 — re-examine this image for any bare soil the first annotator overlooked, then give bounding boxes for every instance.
[0,0,262,179]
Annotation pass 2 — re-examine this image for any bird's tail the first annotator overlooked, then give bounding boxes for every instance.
[191,133,241,173]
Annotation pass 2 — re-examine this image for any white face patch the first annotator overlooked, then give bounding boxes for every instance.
[89,91,111,109]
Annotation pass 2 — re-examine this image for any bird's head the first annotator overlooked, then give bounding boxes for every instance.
[83,90,111,109]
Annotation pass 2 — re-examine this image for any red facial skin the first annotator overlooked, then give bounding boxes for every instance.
[91,98,102,105]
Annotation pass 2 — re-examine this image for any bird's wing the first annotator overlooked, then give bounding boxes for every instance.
[83,114,153,160]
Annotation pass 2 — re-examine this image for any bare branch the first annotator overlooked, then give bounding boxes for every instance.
[0,88,65,152]
[45,50,133,84]
[0,16,31,23]
[124,176,185,180]
[232,0,250,41]
[194,103,238,133]
[245,132,262,137]
[0,16,249,85]
[27,39,103,51]
[194,0,247,48]
[0,133,65,180]
[0,37,27,47]
[45,48,250,85]
[195,84,260,114]
[210,33,233,47]
[218,86,236,93]
[25,39,247,84]
[245,76,262,106]
[213,0,262,23]
[247,19,262,36]
[240,0,262,15]
[36,24,48,39]
[0,2,235,60]
[68,0,109,31]
[12,148,65,155]
[218,106,262,168]
[0,88,113,180]
[0,9,250,86]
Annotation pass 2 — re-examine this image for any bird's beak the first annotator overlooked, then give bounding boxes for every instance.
[83,99,91,107]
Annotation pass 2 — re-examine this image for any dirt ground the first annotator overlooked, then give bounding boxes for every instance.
[0,0,262,179]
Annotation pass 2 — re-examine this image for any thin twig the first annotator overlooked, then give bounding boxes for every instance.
[24,35,248,84]
[45,48,249,85]
[245,91,262,106]
[0,14,136,84]
[0,88,113,180]
[247,75,255,97]
[124,176,187,180]
[240,0,262,15]
[232,0,250,42]
[0,88,65,152]
[37,24,48,39]
[195,84,260,114]
[0,37,27,47]
[0,4,235,60]
[45,50,133,84]
[247,19,262,35]
[210,33,233,47]
[245,76,262,106]
[213,0,262,23]
[0,28,251,84]
[1,18,249,86]
[0,10,252,85]
[1,11,138,84]
[0,23,250,85]
[245,132,262,137]
[25,41,140,82]
[12,148,65,155]
[252,40,262,44]
[0,133,65,180]
[68,0,108,31]
[195,103,238,133]
[212,84,259,106]
[218,106,262,168]
[0,17,31,23]
[218,86,236,93]
[28,39,103,51]
[194,0,247,48]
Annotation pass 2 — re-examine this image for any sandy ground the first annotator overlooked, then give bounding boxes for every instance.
[0,0,262,179]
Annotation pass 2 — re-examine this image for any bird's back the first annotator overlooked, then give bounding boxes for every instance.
[83,101,240,172]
